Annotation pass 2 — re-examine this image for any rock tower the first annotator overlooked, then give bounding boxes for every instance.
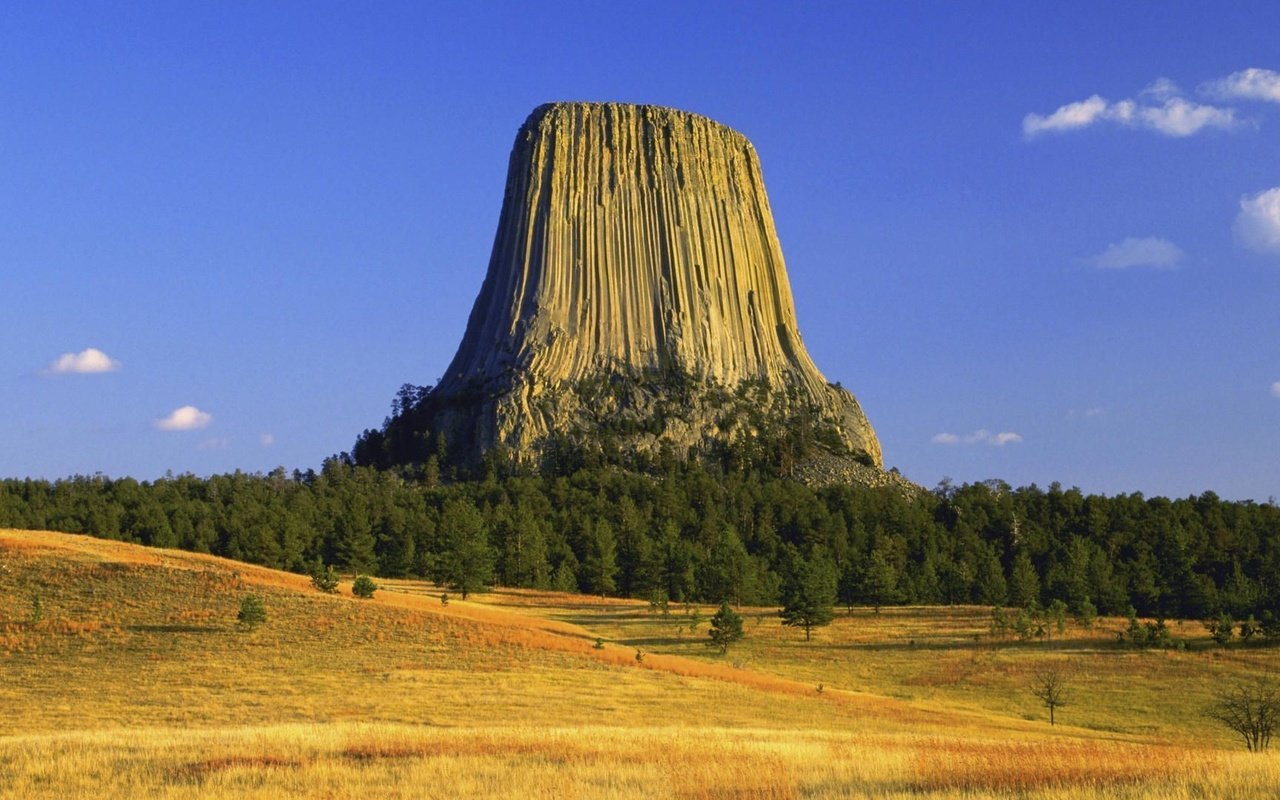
[424,102,881,470]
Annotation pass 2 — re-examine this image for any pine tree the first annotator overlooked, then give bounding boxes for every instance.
[780,549,837,641]
[707,601,744,654]
[237,594,267,631]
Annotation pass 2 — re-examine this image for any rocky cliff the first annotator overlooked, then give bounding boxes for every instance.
[424,102,881,470]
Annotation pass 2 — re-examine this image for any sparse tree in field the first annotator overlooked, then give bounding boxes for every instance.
[237,594,267,631]
[685,605,704,637]
[29,592,43,626]
[990,606,1010,639]
[1240,615,1259,643]
[1031,667,1069,725]
[860,548,902,613]
[1074,598,1097,630]
[1207,677,1279,752]
[434,500,495,599]
[708,601,744,654]
[780,550,837,641]
[1046,599,1068,640]
[1207,612,1235,647]
[310,562,339,594]
[1260,611,1280,641]
[351,575,378,599]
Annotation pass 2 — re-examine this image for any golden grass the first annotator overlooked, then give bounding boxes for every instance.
[4,722,1278,799]
[3,527,1278,798]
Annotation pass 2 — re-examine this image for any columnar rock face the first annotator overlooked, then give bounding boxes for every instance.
[431,102,881,468]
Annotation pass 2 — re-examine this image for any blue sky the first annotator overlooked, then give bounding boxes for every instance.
[3,2,1279,500]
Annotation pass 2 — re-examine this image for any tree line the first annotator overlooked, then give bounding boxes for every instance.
[1,460,1278,622]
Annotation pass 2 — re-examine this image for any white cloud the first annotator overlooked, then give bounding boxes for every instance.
[259,433,276,447]
[1271,382,1280,399]
[1087,236,1185,269]
[199,437,228,450]
[43,347,121,375]
[1203,68,1280,103]
[154,405,213,431]
[1137,97,1239,137]
[1141,77,1182,102]
[1234,187,1280,254]
[1024,88,1239,138]
[932,429,1023,447]
[1023,95,1110,136]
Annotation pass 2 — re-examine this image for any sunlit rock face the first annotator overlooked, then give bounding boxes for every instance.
[432,102,881,468]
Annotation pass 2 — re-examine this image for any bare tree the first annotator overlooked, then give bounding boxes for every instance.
[1031,667,1069,726]
[1207,677,1279,752]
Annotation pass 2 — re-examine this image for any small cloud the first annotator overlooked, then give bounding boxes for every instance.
[1087,236,1185,269]
[989,432,1024,446]
[1270,382,1280,399]
[154,405,213,431]
[1085,407,1105,417]
[1023,95,1110,136]
[43,347,121,375]
[1141,77,1182,102]
[1024,86,1240,139]
[932,429,1023,447]
[259,433,276,447]
[199,437,229,450]
[1202,68,1280,104]
[1234,187,1280,254]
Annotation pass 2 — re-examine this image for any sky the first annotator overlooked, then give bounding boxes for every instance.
[3,2,1279,501]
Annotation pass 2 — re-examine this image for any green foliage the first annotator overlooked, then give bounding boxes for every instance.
[1074,597,1097,629]
[779,550,837,641]
[4,456,1280,626]
[237,594,267,630]
[1239,614,1259,643]
[1207,612,1235,647]
[434,500,494,599]
[707,601,744,654]
[1046,599,1068,640]
[310,563,339,594]
[989,606,1010,639]
[351,575,378,599]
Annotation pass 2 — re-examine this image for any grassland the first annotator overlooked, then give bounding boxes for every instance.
[2,527,1278,798]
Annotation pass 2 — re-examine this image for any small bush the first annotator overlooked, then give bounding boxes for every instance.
[352,575,378,599]
[1206,612,1235,647]
[310,563,339,594]
[237,594,267,631]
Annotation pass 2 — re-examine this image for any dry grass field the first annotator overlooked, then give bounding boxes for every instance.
[2,527,1278,798]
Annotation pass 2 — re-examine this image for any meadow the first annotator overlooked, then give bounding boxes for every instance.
[2,527,1278,798]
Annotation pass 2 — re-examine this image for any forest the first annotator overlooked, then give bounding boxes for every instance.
[2,451,1278,624]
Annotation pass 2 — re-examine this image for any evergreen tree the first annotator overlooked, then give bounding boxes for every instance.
[861,548,902,612]
[780,549,837,640]
[582,519,619,596]
[1009,551,1040,608]
[434,500,494,599]
[707,601,744,654]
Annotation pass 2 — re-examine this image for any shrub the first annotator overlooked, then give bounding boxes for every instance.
[707,602,744,654]
[1074,598,1097,629]
[237,594,267,631]
[352,575,378,599]
[310,563,339,594]
[1206,612,1235,647]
